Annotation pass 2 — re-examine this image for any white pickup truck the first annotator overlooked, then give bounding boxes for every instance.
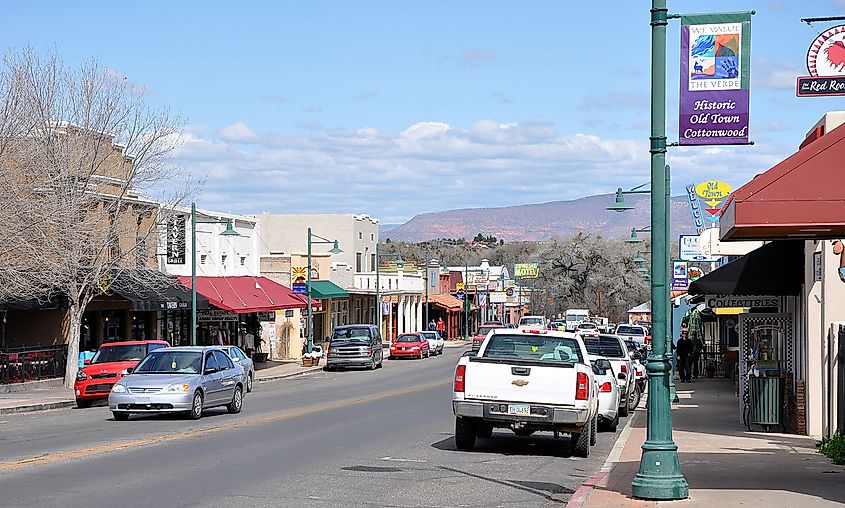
[452,328,599,457]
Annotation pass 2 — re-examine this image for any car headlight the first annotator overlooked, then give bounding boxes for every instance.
[411,346,419,350]
[164,383,190,393]
[76,371,87,381]
[111,384,127,393]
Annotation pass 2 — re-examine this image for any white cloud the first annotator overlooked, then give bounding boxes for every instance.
[754,58,802,90]
[178,119,795,224]
[459,48,496,66]
[219,122,259,143]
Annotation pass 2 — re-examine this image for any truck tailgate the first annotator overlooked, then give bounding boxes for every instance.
[464,359,578,406]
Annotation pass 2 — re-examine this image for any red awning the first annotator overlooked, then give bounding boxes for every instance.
[721,122,845,240]
[177,276,312,313]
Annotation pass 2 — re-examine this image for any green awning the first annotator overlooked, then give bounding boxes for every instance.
[310,280,349,299]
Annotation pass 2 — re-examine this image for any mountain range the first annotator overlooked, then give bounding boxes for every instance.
[382,193,699,242]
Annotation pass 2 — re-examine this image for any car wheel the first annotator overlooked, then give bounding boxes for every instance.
[618,399,629,418]
[570,426,590,458]
[590,417,598,446]
[246,372,254,393]
[227,386,243,414]
[609,412,619,432]
[188,391,203,420]
[454,417,476,450]
[628,385,641,411]
[112,411,129,421]
[476,424,493,439]
[76,398,92,409]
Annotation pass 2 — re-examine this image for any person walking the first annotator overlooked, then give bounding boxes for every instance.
[676,330,693,383]
[428,319,436,331]
[436,317,445,339]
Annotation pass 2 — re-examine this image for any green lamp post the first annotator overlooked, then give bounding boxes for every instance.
[190,202,240,346]
[630,0,687,498]
[306,228,342,354]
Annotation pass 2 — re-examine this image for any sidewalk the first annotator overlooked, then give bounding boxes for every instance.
[576,379,845,508]
[254,360,325,383]
[0,387,75,414]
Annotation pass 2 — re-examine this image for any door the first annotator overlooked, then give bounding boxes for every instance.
[214,350,238,402]
[738,313,792,422]
[202,352,224,404]
[838,326,845,435]
[373,328,383,363]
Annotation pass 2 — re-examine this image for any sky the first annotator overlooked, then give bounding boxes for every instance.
[2,0,844,224]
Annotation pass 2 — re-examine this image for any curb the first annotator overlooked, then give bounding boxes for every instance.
[0,400,75,415]
[565,393,646,508]
[256,365,325,383]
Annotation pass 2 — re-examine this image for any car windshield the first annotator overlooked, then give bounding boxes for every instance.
[134,351,203,374]
[583,337,625,358]
[482,334,583,364]
[591,360,611,375]
[396,334,421,343]
[331,327,371,342]
[91,344,148,364]
[420,332,437,340]
[476,326,498,336]
[616,326,644,335]
[577,323,597,329]
[519,317,544,326]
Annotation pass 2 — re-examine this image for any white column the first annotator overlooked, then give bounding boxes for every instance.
[397,296,405,335]
[416,296,423,331]
[405,296,412,333]
[387,299,393,341]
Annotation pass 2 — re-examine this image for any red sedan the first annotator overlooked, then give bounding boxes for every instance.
[389,333,430,359]
[472,324,504,351]
[74,340,169,408]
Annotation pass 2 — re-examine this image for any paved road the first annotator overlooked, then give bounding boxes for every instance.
[0,347,627,507]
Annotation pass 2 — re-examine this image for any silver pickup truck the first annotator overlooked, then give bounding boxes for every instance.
[452,329,599,457]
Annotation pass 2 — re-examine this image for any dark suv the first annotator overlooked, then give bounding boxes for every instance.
[325,324,384,371]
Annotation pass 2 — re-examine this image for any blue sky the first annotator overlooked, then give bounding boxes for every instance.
[2,0,843,223]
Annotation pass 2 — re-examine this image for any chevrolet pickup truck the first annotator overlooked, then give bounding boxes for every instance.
[452,328,599,457]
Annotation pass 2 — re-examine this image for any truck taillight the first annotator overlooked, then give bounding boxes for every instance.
[599,381,613,392]
[576,372,589,400]
[620,364,628,375]
[454,365,466,392]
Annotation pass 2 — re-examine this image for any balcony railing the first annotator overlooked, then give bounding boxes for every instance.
[0,345,68,384]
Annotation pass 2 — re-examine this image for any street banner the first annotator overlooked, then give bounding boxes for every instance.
[672,261,690,291]
[478,294,487,307]
[680,13,752,145]
[514,263,539,279]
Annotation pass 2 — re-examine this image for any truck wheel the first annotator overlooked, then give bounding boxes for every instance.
[513,428,535,437]
[618,399,629,418]
[454,417,476,450]
[476,424,493,439]
[570,426,590,458]
[609,412,619,432]
[628,385,641,411]
[590,417,597,446]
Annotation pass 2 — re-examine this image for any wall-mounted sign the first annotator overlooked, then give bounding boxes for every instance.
[466,272,487,286]
[291,266,308,284]
[694,181,733,224]
[685,184,707,234]
[814,251,823,281]
[292,283,307,295]
[490,292,507,303]
[688,266,704,281]
[680,234,719,262]
[679,13,752,145]
[505,287,515,297]
[514,263,539,279]
[166,214,186,265]
[705,295,779,309]
[198,309,238,322]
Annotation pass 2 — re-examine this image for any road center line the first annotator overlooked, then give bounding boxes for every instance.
[0,379,450,473]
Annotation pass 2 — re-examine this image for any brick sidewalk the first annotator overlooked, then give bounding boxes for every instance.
[577,379,845,507]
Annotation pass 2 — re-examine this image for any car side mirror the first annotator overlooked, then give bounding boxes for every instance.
[631,352,641,360]
[83,359,92,365]
[617,372,627,381]
[204,367,217,375]
[124,367,134,375]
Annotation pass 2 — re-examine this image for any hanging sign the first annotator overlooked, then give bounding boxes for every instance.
[490,292,507,303]
[679,13,752,145]
[166,214,186,265]
[292,283,307,295]
[686,184,706,234]
[680,234,719,262]
[798,25,845,97]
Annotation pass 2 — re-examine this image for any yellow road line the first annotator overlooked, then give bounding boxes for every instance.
[0,379,450,473]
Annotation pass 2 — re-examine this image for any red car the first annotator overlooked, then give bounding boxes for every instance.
[471,324,504,351]
[74,340,169,408]
[389,333,430,359]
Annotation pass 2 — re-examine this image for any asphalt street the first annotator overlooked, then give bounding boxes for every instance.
[0,347,627,508]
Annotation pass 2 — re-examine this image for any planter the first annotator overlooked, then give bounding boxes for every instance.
[302,357,314,367]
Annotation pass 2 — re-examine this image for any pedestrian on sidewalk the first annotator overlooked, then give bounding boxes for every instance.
[436,317,445,338]
[688,307,704,380]
[677,329,693,382]
[428,319,436,331]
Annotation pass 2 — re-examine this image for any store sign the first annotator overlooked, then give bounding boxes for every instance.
[490,292,507,303]
[814,251,823,281]
[159,301,189,310]
[166,214,186,265]
[685,184,706,234]
[505,287,515,297]
[680,234,719,262]
[688,266,704,281]
[705,295,779,308]
[679,13,752,145]
[797,25,845,97]
[466,272,487,286]
[672,261,689,291]
[514,263,539,279]
[292,283,307,295]
[197,309,238,322]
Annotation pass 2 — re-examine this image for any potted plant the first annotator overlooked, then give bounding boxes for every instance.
[302,351,321,367]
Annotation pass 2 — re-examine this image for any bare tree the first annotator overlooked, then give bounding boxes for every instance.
[0,48,190,388]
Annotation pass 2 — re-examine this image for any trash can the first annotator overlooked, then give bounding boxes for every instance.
[749,376,783,432]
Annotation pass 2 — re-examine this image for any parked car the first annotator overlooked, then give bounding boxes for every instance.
[214,345,255,393]
[325,324,384,371]
[419,331,444,355]
[589,355,621,432]
[504,323,518,329]
[389,333,430,359]
[582,334,636,417]
[549,321,566,331]
[615,324,650,347]
[517,315,547,330]
[452,328,599,457]
[108,347,244,421]
[471,324,504,351]
[74,340,169,408]
[575,322,600,337]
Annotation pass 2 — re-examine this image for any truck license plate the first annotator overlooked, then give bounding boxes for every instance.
[507,404,530,416]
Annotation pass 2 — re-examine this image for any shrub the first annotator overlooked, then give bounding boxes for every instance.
[818,433,845,465]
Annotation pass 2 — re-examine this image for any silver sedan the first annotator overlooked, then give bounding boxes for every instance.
[214,345,255,393]
[108,347,245,421]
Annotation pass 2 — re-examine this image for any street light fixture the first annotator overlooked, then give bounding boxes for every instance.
[191,202,241,346]
[606,183,650,212]
[633,250,650,265]
[626,226,652,244]
[306,227,342,354]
